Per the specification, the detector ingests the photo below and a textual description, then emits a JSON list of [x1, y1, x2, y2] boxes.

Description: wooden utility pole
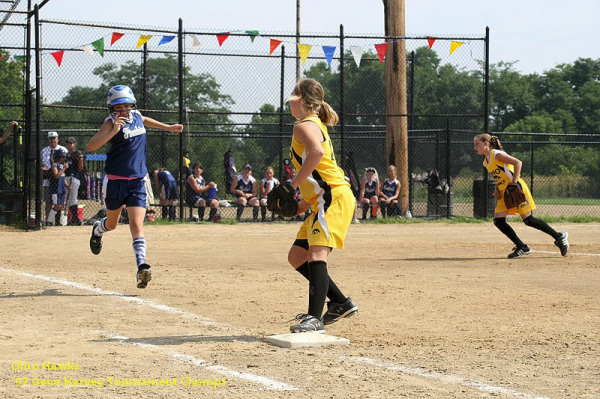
[[383, 0, 408, 216], [296, 0, 301, 81]]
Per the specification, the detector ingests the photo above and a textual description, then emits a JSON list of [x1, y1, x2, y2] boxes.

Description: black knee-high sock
[[362, 204, 369, 220], [161, 206, 168, 219], [252, 206, 259, 221], [198, 206, 206, 221], [380, 202, 387, 218], [308, 261, 329, 319], [295, 262, 346, 304], [494, 217, 525, 247], [523, 215, 560, 239], [260, 205, 267, 220], [236, 204, 244, 220], [209, 207, 217, 221], [393, 203, 402, 217], [168, 205, 176, 220]]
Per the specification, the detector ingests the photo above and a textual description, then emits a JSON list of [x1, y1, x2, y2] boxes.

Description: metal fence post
[[339, 24, 345, 169], [482, 26, 491, 218], [278, 45, 285, 180], [178, 18, 184, 220], [530, 140, 535, 196], [34, 4, 42, 230], [446, 119, 451, 218]]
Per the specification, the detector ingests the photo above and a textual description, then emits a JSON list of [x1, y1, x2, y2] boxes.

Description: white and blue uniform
[[382, 178, 399, 198], [261, 177, 279, 198], [103, 110, 148, 210], [364, 178, 378, 197], [157, 170, 179, 200], [235, 175, 256, 197], [50, 162, 66, 205]]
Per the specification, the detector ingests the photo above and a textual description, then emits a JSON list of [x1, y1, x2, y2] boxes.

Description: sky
[[21, 0, 600, 75]]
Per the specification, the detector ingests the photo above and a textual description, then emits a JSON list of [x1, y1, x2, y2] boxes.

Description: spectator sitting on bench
[[230, 163, 259, 222], [152, 167, 179, 221], [186, 163, 219, 222]]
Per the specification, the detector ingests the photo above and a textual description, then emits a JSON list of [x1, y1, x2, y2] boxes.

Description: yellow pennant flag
[[449, 41, 463, 55], [297, 43, 312, 66], [136, 35, 152, 49]]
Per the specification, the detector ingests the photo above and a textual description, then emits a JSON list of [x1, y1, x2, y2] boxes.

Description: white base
[[265, 332, 350, 348]]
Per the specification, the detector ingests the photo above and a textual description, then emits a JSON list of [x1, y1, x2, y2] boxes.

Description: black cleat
[[507, 245, 531, 259], [322, 297, 359, 326], [289, 314, 325, 333], [136, 264, 152, 289], [89, 221, 103, 255], [554, 232, 569, 256]]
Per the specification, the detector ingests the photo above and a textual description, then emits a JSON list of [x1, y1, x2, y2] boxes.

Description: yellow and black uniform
[[484, 149, 535, 215], [290, 115, 354, 249]]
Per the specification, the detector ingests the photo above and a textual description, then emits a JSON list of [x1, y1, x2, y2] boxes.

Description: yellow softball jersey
[[290, 116, 349, 204], [484, 149, 536, 214]]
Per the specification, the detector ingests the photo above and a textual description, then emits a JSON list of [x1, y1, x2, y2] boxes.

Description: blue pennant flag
[[322, 46, 336, 68], [158, 36, 176, 46]]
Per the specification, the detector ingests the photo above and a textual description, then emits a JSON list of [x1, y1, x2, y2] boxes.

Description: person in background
[[152, 167, 179, 221], [230, 163, 259, 222], [41, 131, 68, 220], [64, 137, 84, 225], [359, 167, 380, 220], [379, 165, 402, 218], [0, 121, 17, 145], [259, 166, 279, 221], [186, 163, 220, 222], [46, 149, 68, 226]]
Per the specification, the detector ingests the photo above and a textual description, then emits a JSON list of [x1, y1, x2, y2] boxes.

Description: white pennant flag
[[79, 44, 96, 57], [350, 46, 363, 67], [191, 34, 201, 51]]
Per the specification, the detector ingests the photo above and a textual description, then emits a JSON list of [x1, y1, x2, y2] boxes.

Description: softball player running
[[474, 134, 569, 258], [87, 85, 183, 288], [285, 78, 358, 333]]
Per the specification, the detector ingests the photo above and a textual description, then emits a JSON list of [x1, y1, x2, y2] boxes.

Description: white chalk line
[[94, 331, 297, 391], [532, 250, 600, 257], [0, 267, 296, 391], [1, 266, 556, 396], [341, 356, 551, 399]]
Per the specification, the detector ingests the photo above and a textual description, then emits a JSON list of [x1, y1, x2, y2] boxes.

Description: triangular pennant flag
[[13, 55, 25, 61], [297, 43, 312, 66], [246, 30, 259, 42], [427, 36, 436, 49], [374, 43, 389, 64], [269, 39, 282, 55], [79, 44, 96, 57], [349, 46, 363, 67], [136, 35, 152, 49], [111, 32, 124, 46], [51, 51, 65, 67], [322, 46, 336, 68], [91, 38, 104, 57], [191, 34, 201, 51], [217, 32, 230, 47], [159, 36, 175, 46], [449, 41, 464, 54]]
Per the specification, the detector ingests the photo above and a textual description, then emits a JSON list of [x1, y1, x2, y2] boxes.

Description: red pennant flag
[[216, 32, 230, 47], [427, 37, 436, 49], [269, 39, 282, 55], [111, 32, 125, 46], [374, 43, 389, 64], [51, 50, 65, 67]]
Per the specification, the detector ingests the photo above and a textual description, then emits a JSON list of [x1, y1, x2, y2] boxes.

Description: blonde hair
[[474, 133, 504, 151], [387, 165, 397, 178], [290, 78, 339, 126]]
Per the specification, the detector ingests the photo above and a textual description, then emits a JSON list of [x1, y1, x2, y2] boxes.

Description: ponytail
[[318, 101, 339, 126], [474, 133, 504, 151]]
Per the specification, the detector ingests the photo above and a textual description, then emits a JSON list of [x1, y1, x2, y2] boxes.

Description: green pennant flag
[[13, 55, 26, 61], [245, 30, 259, 43], [92, 38, 105, 57]]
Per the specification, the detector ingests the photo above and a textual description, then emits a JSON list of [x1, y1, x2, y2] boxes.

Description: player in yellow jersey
[[474, 134, 569, 258], [284, 78, 358, 333]]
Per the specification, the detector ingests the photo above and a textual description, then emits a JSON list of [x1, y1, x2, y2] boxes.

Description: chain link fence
[[1, 10, 598, 229]]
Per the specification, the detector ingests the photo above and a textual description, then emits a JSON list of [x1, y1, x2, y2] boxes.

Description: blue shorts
[[105, 178, 147, 211], [162, 181, 179, 200]]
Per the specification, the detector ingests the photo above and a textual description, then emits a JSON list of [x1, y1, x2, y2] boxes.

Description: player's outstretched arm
[[142, 117, 183, 133]]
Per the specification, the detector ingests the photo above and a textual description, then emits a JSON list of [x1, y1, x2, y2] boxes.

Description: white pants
[[65, 176, 80, 206]]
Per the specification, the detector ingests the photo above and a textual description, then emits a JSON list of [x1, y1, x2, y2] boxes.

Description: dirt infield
[[1, 221, 598, 398]]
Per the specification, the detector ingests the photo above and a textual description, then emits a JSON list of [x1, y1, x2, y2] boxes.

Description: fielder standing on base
[[87, 85, 183, 288], [276, 78, 358, 333]]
